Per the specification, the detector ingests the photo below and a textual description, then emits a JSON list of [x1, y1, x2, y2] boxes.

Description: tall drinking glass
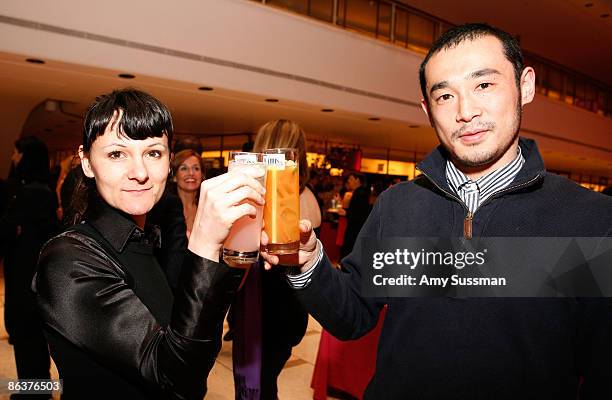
[[263, 148, 300, 255], [222, 152, 267, 267]]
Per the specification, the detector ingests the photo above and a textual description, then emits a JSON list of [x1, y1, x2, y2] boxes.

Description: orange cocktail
[[263, 148, 300, 255]]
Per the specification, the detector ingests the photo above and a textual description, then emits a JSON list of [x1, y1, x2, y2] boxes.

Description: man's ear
[[78, 145, 95, 178], [520, 67, 536, 107], [420, 99, 435, 127]]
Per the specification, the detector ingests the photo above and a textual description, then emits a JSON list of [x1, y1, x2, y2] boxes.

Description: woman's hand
[[187, 168, 265, 262]]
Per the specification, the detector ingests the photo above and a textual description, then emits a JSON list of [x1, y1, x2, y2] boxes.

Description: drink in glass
[[263, 148, 300, 255], [223, 152, 266, 267]]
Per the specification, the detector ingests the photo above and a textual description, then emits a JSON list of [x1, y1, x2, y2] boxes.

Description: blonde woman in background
[[231, 119, 321, 399], [255, 120, 321, 398], [170, 149, 204, 238], [254, 120, 321, 231]]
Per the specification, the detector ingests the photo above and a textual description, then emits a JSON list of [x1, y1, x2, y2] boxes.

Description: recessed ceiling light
[[601, 13, 610, 18], [321, 108, 334, 112], [118, 73, 135, 79], [265, 98, 279, 102], [368, 117, 380, 121], [584, 2, 594, 7], [198, 86, 213, 91], [26, 58, 45, 64]]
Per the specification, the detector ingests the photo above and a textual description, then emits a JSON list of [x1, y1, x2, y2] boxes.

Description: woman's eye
[[108, 151, 123, 159], [147, 150, 162, 158]]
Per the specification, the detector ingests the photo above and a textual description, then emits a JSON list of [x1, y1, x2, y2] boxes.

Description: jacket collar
[[86, 199, 141, 253], [416, 137, 546, 193]]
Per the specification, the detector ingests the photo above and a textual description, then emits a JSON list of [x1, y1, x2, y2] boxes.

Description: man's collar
[[86, 200, 140, 253], [446, 145, 523, 187], [417, 137, 545, 189]]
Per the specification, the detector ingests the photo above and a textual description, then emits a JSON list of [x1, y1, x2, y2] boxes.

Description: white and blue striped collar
[[446, 146, 525, 213]]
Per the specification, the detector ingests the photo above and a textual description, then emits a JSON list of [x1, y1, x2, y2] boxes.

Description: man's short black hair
[[419, 23, 524, 102], [82, 88, 173, 152], [347, 171, 366, 184]]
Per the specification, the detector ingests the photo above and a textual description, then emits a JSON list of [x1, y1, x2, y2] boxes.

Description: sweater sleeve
[[33, 234, 243, 399], [293, 197, 385, 340]]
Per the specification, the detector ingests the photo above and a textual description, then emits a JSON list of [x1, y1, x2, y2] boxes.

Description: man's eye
[[437, 94, 452, 102], [108, 151, 123, 159], [477, 82, 492, 90]]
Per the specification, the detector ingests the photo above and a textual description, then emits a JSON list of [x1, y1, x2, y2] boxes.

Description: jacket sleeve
[[33, 233, 244, 400], [293, 196, 386, 340]]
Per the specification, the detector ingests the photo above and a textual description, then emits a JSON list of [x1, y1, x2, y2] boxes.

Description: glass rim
[[228, 151, 265, 157], [263, 147, 298, 153]]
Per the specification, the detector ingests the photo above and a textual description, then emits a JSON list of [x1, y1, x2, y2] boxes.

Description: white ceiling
[[1, 0, 611, 179], [0, 51, 438, 158]]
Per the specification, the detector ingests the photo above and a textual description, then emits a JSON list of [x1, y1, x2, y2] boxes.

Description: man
[[261, 23, 612, 398], [340, 172, 371, 258]]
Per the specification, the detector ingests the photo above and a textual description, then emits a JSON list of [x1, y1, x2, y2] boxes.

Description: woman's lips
[[124, 187, 152, 194]]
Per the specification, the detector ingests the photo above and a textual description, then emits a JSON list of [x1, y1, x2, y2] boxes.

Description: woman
[[254, 120, 321, 232], [33, 88, 265, 399], [1, 136, 57, 396], [170, 149, 204, 238], [232, 119, 321, 399]]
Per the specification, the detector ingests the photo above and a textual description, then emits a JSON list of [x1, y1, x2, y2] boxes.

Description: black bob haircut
[[82, 88, 173, 152], [419, 23, 524, 103]]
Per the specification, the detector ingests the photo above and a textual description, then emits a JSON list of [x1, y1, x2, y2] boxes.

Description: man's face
[[347, 175, 360, 191], [422, 35, 534, 171]]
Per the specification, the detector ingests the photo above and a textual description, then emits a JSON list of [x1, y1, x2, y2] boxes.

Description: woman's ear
[[78, 145, 95, 178]]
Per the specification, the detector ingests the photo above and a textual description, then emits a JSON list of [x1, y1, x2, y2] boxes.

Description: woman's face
[[175, 155, 203, 193], [79, 111, 170, 219]]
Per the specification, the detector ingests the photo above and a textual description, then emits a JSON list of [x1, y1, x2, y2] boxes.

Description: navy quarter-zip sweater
[[295, 138, 612, 399]]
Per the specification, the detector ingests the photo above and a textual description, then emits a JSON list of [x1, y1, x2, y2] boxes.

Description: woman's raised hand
[[187, 168, 265, 261]]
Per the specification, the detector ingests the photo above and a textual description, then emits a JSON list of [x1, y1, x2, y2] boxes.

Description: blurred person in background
[[169, 149, 204, 239], [1, 136, 57, 399], [231, 119, 321, 399], [255, 119, 321, 398], [340, 171, 371, 259], [55, 154, 81, 225]]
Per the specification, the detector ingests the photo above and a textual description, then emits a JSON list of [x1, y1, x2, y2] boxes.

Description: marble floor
[[0, 263, 334, 400]]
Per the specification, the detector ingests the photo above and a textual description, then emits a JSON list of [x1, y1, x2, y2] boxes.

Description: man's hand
[[260, 219, 319, 272]]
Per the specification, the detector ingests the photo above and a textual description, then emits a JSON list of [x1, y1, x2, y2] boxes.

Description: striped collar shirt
[[446, 146, 525, 214]]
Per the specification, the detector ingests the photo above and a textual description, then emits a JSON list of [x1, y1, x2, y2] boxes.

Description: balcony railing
[[252, 0, 611, 117]]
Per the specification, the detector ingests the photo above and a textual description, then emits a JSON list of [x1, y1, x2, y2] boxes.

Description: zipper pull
[[464, 211, 473, 240]]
